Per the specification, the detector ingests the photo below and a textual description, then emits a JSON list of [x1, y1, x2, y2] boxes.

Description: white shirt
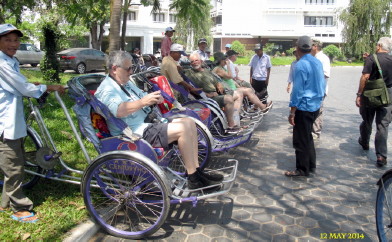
[[228, 59, 237, 79], [0, 51, 46, 139], [248, 54, 272, 81], [315, 51, 331, 95], [193, 49, 208, 61]]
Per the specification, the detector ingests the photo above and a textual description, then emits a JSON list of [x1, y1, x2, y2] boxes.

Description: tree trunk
[[90, 23, 99, 49], [121, 0, 131, 51], [108, 0, 122, 52]]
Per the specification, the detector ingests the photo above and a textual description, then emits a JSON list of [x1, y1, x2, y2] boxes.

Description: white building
[[210, 0, 350, 52], [113, 0, 351, 54], [103, 0, 177, 54]]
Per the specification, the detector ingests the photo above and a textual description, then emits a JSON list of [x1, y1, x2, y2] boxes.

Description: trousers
[[0, 135, 33, 212], [251, 79, 268, 104], [359, 88, 392, 159], [293, 109, 319, 175]]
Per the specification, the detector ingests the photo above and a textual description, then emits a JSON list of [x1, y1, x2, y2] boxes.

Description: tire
[[76, 63, 86, 74], [168, 123, 212, 175], [209, 111, 225, 136], [376, 175, 392, 241], [0, 127, 42, 189], [82, 153, 170, 239]]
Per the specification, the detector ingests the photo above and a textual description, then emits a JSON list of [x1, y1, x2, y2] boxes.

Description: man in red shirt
[[161, 27, 175, 57]]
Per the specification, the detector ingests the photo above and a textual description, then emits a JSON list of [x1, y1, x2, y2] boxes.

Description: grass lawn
[[235, 55, 364, 66], [0, 69, 98, 241]]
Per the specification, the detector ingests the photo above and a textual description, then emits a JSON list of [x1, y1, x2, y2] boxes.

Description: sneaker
[[358, 137, 369, 150], [376, 157, 387, 167], [187, 171, 220, 191], [197, 168, 224, 182]]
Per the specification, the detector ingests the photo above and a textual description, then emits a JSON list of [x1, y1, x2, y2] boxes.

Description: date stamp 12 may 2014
[[320, 233, 365, 240]]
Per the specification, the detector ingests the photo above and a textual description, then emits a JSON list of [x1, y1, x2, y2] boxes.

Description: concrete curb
[[63, 219, 99, 242]]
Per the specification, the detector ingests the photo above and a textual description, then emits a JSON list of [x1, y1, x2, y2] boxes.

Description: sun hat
[[0, 24, 23, 37], [226, 50, 239, 57], [213, 51, 227, 65]]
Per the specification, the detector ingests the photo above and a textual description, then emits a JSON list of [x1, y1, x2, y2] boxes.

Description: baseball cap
[[297, 36, 312, 50], [254, 43, 263, 50], [198, 38, 207, 44], [170, 43, 184, 52], [0, 24, 23, 37], [165, 27, 175, 32], [226, 50, 239, 57], [225, 44, 232, 48]]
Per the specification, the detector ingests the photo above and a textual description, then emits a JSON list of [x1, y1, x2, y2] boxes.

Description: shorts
[[211, 91, 233, 108], [142, 123, 169, 149]]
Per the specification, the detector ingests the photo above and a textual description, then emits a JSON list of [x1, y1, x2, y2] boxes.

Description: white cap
[[170, 43, 184, 52], [165, 27, 175, 32]]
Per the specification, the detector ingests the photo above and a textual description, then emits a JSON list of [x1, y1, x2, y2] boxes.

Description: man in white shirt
[[311, 39, 331, 139], [193, 38, 209, 61], [249, 44, 272, 104]]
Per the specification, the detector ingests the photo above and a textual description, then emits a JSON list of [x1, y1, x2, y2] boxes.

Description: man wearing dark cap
[[285, 36, 325, 177], [193, 38, 209, 61], [249, 43, 272, 104], [161, 27, 175, 57], [0, 24, 65, 222]]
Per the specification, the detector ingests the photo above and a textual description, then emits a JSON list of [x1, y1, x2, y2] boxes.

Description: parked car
[[57, 48, 106, 74], [15, 43, 45, 67]]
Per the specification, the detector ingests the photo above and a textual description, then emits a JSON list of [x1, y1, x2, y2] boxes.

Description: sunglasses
[[119, 65, 134, 72]]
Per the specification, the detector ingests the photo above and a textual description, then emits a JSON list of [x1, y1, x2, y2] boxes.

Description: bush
[[323, 44, 341, 62], [286, 47, 296, 56], [231, 40, 246, 56], [263, 43, 275, 55], [40, 22, 61, 83]]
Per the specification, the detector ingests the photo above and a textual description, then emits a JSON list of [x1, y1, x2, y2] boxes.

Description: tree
[[171, 0, 211, 50], [57, 0, 110, 50], [231, 40, 245, 56], [0, 0, 36, 24], [108, 0, 122, 52], [339, 0, 391, 59], [40, 21, 61, 82], [323, 44, 341, 62]]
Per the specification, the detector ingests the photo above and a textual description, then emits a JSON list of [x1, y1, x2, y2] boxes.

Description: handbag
[[363, 54, 391, 108]]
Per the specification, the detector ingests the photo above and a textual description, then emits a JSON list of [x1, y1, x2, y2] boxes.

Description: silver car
[[57, 48, 106, 74], [15, 43, 45, 67]]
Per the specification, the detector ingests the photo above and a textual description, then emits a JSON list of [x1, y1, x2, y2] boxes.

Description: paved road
[[92, 65, 388, 241]]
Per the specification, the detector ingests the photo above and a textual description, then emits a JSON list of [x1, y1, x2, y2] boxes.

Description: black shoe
[[188, 171, 220, 191], [197, 167, 224, 182], [358, 137, 369, 150], [376, 157, 387, 167]]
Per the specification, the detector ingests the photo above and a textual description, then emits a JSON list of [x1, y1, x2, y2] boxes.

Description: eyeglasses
[[119, 65, 134, 72], [190, 59, 200, 63]]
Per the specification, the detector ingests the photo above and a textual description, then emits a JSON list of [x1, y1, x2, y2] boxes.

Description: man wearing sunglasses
[[95, 51, 223, 190]]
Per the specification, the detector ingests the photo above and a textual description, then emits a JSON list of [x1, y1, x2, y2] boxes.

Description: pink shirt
[[161, 35, 172, 57]]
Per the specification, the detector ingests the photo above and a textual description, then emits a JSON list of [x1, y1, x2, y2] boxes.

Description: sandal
[[261, 101, 273, 114], [284, 169, 308, 177], [11, 211, 39, 223]]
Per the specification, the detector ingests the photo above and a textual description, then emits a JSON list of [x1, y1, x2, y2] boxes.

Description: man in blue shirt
[[249, 43, 272, 104], [0, 24, 65, 222], [285, 36, 325, 177]]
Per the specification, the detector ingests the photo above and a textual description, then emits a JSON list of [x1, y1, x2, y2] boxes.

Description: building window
[[153, 13, 165, 22], [128, 11, 136, 21], [304, 16, 334, 26], [212, 14, 222, 25], [169, 14, 177, 23], [305, 0, 335, 4]]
